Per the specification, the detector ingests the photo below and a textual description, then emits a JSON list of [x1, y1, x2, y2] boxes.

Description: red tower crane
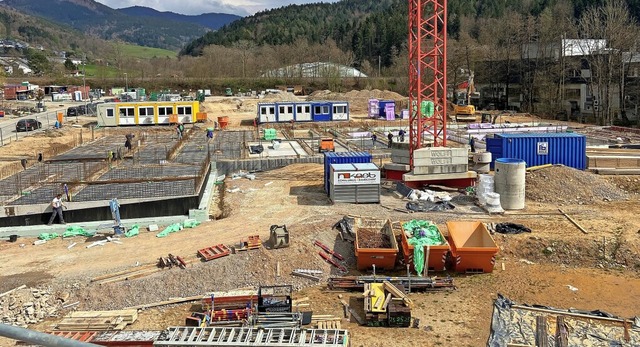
[[408, 0, 447, 169]]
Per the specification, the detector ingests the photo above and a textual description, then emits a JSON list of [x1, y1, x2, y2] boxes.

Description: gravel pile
[[526, 165, 629, 204], [72, 221, 355, 312]]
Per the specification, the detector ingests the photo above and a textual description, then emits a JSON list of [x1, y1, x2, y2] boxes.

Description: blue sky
[[95, 0, 341, 16]]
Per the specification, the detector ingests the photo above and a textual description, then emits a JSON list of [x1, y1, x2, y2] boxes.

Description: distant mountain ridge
[[117, 6, 241, 31], [0, 0, 239, 50]]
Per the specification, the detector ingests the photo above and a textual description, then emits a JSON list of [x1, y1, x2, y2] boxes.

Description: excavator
[[453, 71, 479, 122]]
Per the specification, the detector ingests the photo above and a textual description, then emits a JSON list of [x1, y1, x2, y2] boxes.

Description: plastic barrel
[[494, 158, 526, 210], [217, 116, 230, 129]]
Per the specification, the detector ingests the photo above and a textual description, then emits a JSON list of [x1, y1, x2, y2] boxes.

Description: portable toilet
[[276, 102, 295, 122], [378, 100, 395, 119], [312, 102, 332, 122], [258, 103, 277, 123], [384, 102, 395, 120], [331, 102, 349, 121], [294, 102, 312, 122]]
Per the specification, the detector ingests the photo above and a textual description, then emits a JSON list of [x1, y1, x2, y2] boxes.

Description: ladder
[[153, 327, 350, 347]]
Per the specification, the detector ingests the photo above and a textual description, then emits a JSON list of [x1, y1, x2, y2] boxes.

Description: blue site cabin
[[312, 102, 332, 121]]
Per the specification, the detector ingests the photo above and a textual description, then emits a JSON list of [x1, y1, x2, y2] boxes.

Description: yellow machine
[[454, 71, 478, 122]]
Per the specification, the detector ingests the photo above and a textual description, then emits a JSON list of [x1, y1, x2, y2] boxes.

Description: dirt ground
[[0, 95, 639, 346]]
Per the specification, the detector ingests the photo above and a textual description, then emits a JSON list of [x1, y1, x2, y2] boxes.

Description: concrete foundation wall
[[0, 195, 200, 227], [216, 157, 324, 174]]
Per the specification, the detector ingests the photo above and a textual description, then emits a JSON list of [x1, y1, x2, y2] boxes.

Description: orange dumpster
[[446, 221, 498, 273], [354, 218, 398, 271], [196, 112, 208, 122], [217, 116, 229, 129], [400, 222, 450, 272]]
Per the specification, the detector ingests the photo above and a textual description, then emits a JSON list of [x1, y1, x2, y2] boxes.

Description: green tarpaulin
[[403, 220, 445, 276]]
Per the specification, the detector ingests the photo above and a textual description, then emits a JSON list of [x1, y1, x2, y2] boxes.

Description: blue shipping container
[[486, 133, 587, 170], [324, 152, 372, 194]]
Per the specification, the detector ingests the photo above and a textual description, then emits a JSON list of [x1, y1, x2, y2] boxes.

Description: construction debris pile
[[526, 165, 629, 203], [0, 286, 63, 328]]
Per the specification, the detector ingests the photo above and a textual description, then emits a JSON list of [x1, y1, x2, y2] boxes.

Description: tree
[[64, 58, 76, 71], [25, 49, 51, 75], [578, 0, 639, 125]]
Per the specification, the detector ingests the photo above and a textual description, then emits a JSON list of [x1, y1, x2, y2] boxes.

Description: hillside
[[0, 4, 102, 52], [2, 0, 211, 51], [180, 0, 640, 67], [117, 6, 241, 31]]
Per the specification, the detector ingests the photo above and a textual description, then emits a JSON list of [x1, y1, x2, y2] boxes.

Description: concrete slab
[[247, 141, 308, 158]]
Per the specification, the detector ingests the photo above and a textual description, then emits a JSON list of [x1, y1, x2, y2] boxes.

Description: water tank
[[494, 158, 526, 210]]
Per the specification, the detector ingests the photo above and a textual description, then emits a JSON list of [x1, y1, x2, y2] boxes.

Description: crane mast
[[408, 0, 447, 169]]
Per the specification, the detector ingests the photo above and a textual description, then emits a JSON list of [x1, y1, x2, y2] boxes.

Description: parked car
[[16, 119, 42, 132], [66, 106, 78, 117]]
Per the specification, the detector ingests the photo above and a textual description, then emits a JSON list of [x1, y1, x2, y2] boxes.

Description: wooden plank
[[511, 305, 634, 323], [0, 285, 26, 298], [555, 316, 568, 347], [125, 295, 203, 310], [382, 293, 393, 310], [383, 281, 413, 307], [535, 316, 549, 347], [558, 209, 588, 234]]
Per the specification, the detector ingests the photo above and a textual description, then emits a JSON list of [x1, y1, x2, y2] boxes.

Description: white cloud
[[95, 0, 340, 16]]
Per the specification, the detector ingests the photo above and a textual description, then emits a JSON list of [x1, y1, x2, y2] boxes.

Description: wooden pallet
[[232, 235, 262, 252], [247, 235, 262, 249], [55, 310, 138, 331], [198, 244, 231, 261]]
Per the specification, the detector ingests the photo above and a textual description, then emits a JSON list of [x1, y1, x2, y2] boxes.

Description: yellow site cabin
[[96, 100, 200, 127]]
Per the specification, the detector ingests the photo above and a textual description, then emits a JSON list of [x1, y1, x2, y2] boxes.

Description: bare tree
[[578, 0, 639, 125]]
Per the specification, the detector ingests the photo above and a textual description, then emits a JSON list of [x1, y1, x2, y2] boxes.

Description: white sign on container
[[333, 170, 380, 185]]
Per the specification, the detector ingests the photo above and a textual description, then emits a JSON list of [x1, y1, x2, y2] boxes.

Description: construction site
[[1, 2, 640, 346], [0, 85, 637, 346]]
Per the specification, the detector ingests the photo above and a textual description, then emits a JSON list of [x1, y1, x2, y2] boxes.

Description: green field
[[118, 43, 178, 59]]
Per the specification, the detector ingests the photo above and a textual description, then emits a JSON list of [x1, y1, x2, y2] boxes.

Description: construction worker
[[47, 193, 67, 225], [124, 134, 134, 151], [387, 132, 393, 148], [176, 123, 185, 140], [469, 137, 476, 153], [371, 133, 377, 146], [398, 129, 406, 143], [206, 128, 214, 141]]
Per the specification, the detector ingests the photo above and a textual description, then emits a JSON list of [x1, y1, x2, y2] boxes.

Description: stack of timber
[[54, 310, 138, 331]]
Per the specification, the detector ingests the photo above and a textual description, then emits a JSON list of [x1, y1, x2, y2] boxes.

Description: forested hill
[[180, 0, 640, 66]]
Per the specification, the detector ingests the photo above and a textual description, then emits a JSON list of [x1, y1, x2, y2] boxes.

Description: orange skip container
[[400, 222, 450, 272], [446, 221, 498, 273], [354, 218, 398, 271]]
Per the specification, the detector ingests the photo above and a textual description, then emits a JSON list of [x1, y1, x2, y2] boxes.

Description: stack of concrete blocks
[[391, 147, 469, 175]]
